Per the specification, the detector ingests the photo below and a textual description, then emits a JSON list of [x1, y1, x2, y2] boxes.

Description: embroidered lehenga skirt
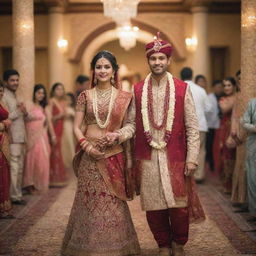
[[61, 153, 140, 256]]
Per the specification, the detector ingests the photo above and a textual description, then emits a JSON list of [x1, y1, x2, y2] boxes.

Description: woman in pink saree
[[0, 81, 13, 219], [23, 84, 50, 193], [61, 51, 140, 256], [46, 83, 67, 187]]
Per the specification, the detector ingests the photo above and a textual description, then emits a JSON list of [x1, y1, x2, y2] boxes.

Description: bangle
[[79, 137, 86, 145], [85, 144, 93, 155], [80, 141, 89, 148]]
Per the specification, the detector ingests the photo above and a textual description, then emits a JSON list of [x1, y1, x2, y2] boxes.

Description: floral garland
[[141, 72, 176, 149], [148, 78, 170, 130]]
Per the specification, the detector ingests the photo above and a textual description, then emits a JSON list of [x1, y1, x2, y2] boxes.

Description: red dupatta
[[73, 90, 134, 201]]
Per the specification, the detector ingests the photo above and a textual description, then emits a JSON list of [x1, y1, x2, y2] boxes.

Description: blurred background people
[[2, 70, 27, 205], [205, 80, 223, 172], [216, 77, 237, 193], [75, 75, 90, 98], [230, 70, 247, 209], [242, 98, 256, 221], [61, 92, 76, 171], [181, 67, 212, 182], [46, 83, 67, 187], [195, 74, 207, 90], [0, 81, 13, 219], [23, 84, 50, 194]]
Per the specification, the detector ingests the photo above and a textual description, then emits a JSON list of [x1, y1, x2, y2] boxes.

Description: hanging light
[[185, 37, 197, 51], [117, 25, 139, 51], [101, 0, 140, 25]]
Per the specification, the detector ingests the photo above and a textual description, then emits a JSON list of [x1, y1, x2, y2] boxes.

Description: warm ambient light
[[117, 25, 139, 51], [185, 37, 197, 51], [57, 38, 68, 50]]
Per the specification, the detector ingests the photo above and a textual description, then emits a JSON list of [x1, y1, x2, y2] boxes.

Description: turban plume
[[145, 32, 173, 58]]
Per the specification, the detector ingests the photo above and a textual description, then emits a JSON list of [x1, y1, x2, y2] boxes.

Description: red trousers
[[146, 207, 189, 248]]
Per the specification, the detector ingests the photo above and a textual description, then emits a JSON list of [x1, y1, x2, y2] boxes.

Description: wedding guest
[[195, 74, 207, 90], [217, 77, 237, 193], [23, 84, 50, 194], [2, 70, 27, 205], [205, 80, 223, 171], [242, 98, 256, 221], [75, 75, 90, 98], [0, 81, 14, 219], [181, 67, 212, 182], [46, 83, 67, 187]]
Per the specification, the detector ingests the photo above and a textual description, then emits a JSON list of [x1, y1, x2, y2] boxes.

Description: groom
[[132, 34, 205, 256]]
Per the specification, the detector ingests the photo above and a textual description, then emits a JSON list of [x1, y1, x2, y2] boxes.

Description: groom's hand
[[105, 132, 119, 146], [185, 162, 197, 177]]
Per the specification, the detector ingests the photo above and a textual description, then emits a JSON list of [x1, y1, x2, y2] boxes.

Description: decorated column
[[12, 0, 35, 101], [191, 5, 209, 81], [48, 6, 66, 87], [237, 0, 256, 114]]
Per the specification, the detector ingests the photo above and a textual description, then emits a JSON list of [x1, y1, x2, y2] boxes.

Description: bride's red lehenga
[[0, 103, 12, 217], [61, 87, 140, 256]]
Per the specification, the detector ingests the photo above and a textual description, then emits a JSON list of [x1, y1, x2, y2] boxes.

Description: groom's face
[[148, 52, 170, 76]]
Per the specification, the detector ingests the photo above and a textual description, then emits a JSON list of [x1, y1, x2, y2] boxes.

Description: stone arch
[[69, 19, 185, 64]]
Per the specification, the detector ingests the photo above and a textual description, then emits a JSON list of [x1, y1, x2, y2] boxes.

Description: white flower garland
[[141, 72, 176, 149], [92, 87, 115, 129]]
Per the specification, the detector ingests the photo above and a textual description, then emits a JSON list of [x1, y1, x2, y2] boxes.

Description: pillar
[[237, 0, 256, 115], [12, 0, 35, 101], [48, 6, 65, 87], [191, 5, 210, 82]]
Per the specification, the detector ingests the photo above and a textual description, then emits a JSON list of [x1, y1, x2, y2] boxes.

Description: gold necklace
[[92, 87, 115, 129]]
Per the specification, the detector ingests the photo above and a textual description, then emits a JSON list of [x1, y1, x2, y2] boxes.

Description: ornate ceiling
[[0, 0, 241, 14]]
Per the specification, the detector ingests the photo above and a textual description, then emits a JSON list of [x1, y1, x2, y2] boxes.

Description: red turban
[[145, 32, 173, 58]]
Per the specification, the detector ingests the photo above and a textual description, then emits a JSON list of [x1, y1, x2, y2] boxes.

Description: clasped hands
[[81, 132, 119, 160]]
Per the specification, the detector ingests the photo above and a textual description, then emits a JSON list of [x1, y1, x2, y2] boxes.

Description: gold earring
[[110, 74, 115, 85], [94, 76, 98, 85]]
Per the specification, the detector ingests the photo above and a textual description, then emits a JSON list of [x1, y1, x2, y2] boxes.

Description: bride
[[61, 50, 140, 256]]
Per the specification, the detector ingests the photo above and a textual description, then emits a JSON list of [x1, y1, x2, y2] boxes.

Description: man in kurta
[[2, 69, 27, 205], [130, 35, 205, 256]]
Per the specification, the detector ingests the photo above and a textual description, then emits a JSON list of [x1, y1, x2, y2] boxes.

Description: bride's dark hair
[[90, 50, 120, 88]]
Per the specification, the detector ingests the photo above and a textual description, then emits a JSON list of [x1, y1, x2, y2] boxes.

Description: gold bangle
[[80, 141, 89, 148], [86, 145, 93, 155]]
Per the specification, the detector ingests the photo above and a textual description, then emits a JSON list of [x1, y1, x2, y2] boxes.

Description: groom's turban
[[145, 32, 173, 58]]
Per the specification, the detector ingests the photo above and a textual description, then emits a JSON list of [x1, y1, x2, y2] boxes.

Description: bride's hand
[[95, 137, 108, 151], [82, 142, 105, 160], [89, 147, 105, 160]]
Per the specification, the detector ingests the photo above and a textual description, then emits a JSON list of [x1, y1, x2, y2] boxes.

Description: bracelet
[[80, 141, 89, 148], [86, 144, 93, 155], [79, 137, 86, 145]]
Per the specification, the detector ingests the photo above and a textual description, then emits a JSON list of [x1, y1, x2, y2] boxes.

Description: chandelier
[[117, 25, 139, 51], [101, 0, 140, 25]]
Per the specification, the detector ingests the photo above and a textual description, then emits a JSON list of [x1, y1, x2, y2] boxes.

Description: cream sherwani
[[2, 88, 26, 201], [119, 75, 200, 211]]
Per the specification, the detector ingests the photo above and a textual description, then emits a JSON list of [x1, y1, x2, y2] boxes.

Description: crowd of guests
[[180, 67, 255, 222], [0, 69, 90, 219]]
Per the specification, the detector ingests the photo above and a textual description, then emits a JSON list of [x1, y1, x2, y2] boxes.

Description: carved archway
[[69, 19, 185, 64]]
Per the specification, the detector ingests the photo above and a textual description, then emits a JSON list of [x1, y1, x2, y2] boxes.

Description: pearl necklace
[[92, 86, 115, 129], [141, 72, 176, 149]]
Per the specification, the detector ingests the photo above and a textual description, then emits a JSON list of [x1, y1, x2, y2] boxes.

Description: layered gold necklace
[[92, 86, 115, 129]]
